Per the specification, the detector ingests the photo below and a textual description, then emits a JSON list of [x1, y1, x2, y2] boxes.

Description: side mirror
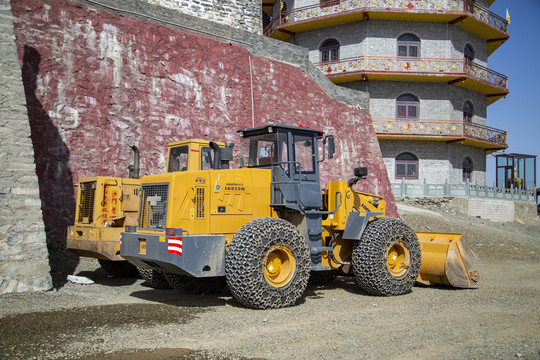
[[327, 136, 335, 159]]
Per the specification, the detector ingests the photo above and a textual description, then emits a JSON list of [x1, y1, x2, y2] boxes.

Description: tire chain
[[98, 259, 139, 278], [352, 217, 421, 296], [225, 217, 311, 309], [163, 272, 225, 295], [137, 267, 171, 289]]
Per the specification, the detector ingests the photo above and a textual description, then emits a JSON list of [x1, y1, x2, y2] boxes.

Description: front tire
[[225, 217, 310, 309], [352, 217, 421, 296]]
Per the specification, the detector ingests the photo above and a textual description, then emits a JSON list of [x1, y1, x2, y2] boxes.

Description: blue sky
[[485, 0, 539, 190]]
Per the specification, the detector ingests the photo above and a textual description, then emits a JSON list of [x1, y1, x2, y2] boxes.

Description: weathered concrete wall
[[0, 0, 52, 293], [6, 0, 395, 291]]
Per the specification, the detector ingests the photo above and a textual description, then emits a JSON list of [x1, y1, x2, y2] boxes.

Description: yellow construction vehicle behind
[[67, 139, 231, 280]]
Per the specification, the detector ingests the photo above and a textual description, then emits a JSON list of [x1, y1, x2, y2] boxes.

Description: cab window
[[201, 147, 213, 170], [293, 134, 314, 173], [168, 145, 189, 172]]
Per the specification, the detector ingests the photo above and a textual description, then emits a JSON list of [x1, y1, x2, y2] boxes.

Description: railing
[[464, 60, 508, 89], [314, 56, 508, 91], [392, 179, 536, 202], [263, 0, 508, 36], [372, 118, 507, 146]]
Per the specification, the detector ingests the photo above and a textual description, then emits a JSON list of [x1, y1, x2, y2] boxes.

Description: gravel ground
[[1, 204, 539, 360]]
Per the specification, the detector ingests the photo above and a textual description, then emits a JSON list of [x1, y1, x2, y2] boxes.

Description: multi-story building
[[263, 0, 509, 187]]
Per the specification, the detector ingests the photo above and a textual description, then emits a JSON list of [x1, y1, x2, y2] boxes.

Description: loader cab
[[166, 140, 226, 173], [238, 124, 333, 213]]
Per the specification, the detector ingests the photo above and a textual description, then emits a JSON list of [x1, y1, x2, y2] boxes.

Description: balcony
[[314, 56, 508, 104], [372, 118, 507, 152], [264, 0, 508, 55]]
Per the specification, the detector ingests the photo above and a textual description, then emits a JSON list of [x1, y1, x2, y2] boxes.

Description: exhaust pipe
[[128, 145, 140, 179], [209, 142, 234, 170], [209, 141, 221, 170]]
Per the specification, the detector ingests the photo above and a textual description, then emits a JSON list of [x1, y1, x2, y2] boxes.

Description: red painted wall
[[12, 0, 397, 245]]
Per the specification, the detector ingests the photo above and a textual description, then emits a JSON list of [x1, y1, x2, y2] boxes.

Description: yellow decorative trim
[[311, 11, 315, 15], [353, 63, 358, 67], [297, 12, 302, 17], [451, 126, 456, 131], [451, 64, 456, 69], [419, 125, 424, 130], [436, 126, 441, 131], [285, 16, 289, 20], [420, 64, 424, 68], [403, 125, 408, 130], [436, 64, 440, 69], [387, 62, 392, 67], [387, 124, 392, 129], [339, 65, 343, 70], [339, 4, 343, 9], [420, 1, 425, 5], [452, 2, 457, 7], [354, 0, 359, 5], [371, 62, 376, 67], [373, 124, 377, 129]]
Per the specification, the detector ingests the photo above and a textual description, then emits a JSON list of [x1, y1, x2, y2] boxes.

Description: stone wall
[[397, 196, 537, 223], [142, 0, 262, 34], [5, 0, 395, 292], [0, 0, 52, 293]]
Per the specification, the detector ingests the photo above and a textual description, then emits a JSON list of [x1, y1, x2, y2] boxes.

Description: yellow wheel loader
[[121, 124, 477, 309], [67, 139, 232, 286]]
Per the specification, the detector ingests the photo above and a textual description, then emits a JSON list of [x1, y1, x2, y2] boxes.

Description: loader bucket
[[416, 232, 479, 288]]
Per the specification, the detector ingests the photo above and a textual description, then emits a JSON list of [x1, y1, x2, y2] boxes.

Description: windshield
[[167, 145, 189, 172]]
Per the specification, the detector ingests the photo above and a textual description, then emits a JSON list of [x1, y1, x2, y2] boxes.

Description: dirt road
[[1, 209, 539, 359]]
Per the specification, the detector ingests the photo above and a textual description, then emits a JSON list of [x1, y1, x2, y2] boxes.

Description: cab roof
[[237, 124, 323, 138]]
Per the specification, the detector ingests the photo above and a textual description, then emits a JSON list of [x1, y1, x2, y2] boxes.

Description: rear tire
[[137, 267, 171, 289], [352, 217, 421, 296], [163, 272, 225, 294], [225, 217, 310, 309], [98, 259, 139, 278]]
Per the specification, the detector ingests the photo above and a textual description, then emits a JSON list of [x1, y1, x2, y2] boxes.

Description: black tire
[[163, 272, 225, 295], [308, 270, 338, 286], [352, 217, 421, 296], [225, 217, 310, 309], [137, 267, 171, 289], [98, 259, 139, 278]]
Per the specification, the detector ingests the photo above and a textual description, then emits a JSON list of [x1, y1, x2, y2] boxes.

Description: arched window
[[396, 94, 419, 119], [396, 152, 418, 180], [320, 39, 340, 62], [463, 100, 474, 123], [463, 157, 473, 182], [397, 34, 420, 57], [464, 44, 475, 62]]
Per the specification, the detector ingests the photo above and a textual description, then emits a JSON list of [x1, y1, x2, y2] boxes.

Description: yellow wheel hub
[[385, 241, 410, 277], [264, 245, 295, 287]]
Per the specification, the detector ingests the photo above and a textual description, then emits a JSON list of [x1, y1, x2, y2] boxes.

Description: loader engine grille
[[139, 183, 169, 230], [78, 181, 96, 224]]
